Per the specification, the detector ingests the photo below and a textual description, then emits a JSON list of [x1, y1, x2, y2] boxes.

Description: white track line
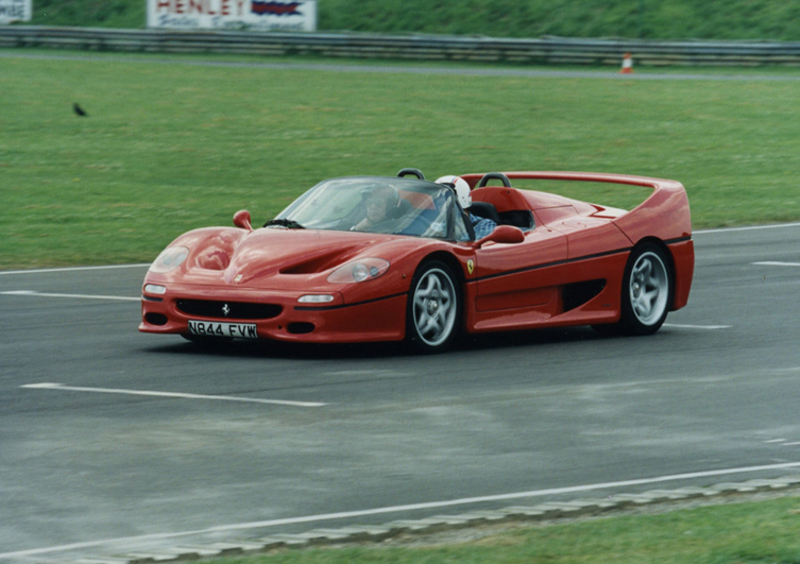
[[3, 460, 800, 560], [4, 292, 731, 329], [753, 261, 800, 267], [663, 323, 731, 330], [1, 290, 140, 302], [695, 222, 800, 235], [0, 264, 150, 275], [22, 383, 326, 408], [0, 220, 797, 277]]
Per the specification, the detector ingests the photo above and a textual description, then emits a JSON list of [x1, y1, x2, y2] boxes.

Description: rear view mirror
[[477, 224, 525, 246], [233, 210, 253, 231]]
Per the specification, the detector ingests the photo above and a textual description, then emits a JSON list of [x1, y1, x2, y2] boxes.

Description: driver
[[436, 175, 497, 239], [352, 185, 400, 231]]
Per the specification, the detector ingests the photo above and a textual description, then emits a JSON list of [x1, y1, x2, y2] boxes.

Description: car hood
[[174, 227, 421, 289], [227, 229, 377, 282]]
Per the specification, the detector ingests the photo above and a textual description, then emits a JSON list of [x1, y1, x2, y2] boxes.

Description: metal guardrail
[[3, 26, 800, 66]]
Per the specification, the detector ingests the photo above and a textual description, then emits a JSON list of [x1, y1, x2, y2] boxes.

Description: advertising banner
[[147, 0, 317, 32], [0, 0, 31, 24]]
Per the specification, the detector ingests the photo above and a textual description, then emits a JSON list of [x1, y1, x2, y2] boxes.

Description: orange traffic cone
[[620, 53, 634, 74]]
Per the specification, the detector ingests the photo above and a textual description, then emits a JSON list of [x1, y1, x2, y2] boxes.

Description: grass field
[[3, 50, 800, 563], [3, 51, 800, 269], [211, 494, 800, 564]]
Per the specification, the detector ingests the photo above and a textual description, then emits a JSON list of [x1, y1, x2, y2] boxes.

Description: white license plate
[[187, 320, 258, 339]]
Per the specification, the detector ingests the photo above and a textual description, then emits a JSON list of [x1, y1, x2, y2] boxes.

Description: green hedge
[[24, 0, 800, 41]]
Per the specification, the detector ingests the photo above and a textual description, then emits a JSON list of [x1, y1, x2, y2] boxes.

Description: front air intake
[[145, 313, 169, 326], [176, 300, 282, 320], [287, 322, 315, 334]]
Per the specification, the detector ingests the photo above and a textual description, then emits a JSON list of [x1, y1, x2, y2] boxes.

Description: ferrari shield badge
[[467, 259, 475, 275]]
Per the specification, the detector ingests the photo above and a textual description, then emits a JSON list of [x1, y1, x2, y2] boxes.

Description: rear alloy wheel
[[619, 243, 672, 335], [406, 260, 462, 353]]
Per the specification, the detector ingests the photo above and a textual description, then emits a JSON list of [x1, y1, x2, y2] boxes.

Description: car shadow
[[140, 325, 618, 360], [141, 337, 407, 360], [462, 325, 605, 351]]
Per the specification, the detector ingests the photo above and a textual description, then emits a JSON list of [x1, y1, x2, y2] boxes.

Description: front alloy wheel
[[406, 260, 461, 353]]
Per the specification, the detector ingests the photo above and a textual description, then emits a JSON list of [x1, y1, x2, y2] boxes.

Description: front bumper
[[139, 284, 407, 344]]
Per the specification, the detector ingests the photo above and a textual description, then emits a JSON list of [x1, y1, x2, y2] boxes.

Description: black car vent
[[176, 299, 282, 320], [562, 279, 607, 312]]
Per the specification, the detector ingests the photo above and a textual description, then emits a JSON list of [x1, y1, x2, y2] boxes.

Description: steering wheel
[[477, 172, 512, 188], [397, 168, 425, 180]]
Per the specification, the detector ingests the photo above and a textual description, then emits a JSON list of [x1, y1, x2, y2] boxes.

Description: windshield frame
[[272, 176, 471, 241]]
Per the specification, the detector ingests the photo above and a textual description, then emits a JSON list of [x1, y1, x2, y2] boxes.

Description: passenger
[[436, 175, 497, 239]]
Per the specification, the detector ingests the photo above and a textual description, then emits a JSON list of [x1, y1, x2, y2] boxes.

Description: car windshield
[[273, 177, 471, 240]]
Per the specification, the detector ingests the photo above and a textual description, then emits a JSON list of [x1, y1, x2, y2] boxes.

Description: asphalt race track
[[2, 224, 800, 562]]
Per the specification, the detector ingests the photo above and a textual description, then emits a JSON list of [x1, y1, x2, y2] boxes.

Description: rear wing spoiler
[[460, 171, 692, 241]]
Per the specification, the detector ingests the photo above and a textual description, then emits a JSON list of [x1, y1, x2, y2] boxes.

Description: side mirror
[[476, 224, 525, 247], [233, 209, 253, 231]]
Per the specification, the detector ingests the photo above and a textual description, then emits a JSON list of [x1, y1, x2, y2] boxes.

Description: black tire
[[406, 260, 462, 353], [618, 242, 673, 335]]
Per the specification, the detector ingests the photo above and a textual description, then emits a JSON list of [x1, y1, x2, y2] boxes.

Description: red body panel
[[463, 171, 694, 317], [140, 229, 465, 343], [140, 171, 694, 345]]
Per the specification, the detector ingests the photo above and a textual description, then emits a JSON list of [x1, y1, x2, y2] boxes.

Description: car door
[[469, 225, 568, 331]]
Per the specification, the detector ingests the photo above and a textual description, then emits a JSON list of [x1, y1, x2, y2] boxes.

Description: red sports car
[[139, 169, 694, 353]]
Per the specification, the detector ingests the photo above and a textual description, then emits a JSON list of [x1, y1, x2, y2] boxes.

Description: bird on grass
[[73, 103, 88, 117]]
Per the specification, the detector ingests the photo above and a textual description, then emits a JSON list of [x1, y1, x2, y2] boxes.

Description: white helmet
[[435, 175, 471, 209]]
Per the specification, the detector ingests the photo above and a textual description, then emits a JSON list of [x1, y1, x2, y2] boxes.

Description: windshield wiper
[[263, 218, 305, 229]]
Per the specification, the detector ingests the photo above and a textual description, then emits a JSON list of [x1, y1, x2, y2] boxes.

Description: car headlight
[[144, 284, 167, 295], [327, 258, 390, 284], [149, 246, 189, 273], [298, 294, 335, 304]]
